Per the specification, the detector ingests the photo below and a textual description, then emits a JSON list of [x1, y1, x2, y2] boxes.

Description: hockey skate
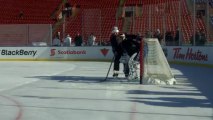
[[112, 71, 119, 78]]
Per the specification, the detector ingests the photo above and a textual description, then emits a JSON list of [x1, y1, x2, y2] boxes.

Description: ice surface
[[0, 61, 212, 120]]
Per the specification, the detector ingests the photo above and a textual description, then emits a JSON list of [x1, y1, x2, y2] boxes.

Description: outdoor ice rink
[[0, 61, 212, 120]]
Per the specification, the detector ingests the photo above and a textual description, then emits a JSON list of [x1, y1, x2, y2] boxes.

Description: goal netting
[[129, 38, 176, 85]]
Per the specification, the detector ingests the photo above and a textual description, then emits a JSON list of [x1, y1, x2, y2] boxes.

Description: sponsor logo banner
[[173, 47, 208, 61], [0, 49, 37, 57], [50, 49, 86, 57], [100, 48, 109, 57]]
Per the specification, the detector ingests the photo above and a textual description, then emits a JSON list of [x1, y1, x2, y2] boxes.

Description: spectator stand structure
[[0, 0, 213, 46]]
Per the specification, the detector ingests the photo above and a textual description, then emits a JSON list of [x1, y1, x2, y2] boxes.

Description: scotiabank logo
[[100, 48, 109, 56], [50, 49, 86, 56], [50, 49, 56, 56]]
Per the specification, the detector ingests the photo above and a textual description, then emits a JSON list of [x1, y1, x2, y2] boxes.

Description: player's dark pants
[[114, 51, 130, 77], [113, 52, 122, 71], [123, 62, 129, 76]]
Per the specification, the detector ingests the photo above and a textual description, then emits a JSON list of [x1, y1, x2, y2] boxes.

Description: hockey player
[[122, 33, 144, 80], [119, 33, 130, 78], [124, 33, 141, 56], [110, 26, 123, 78]]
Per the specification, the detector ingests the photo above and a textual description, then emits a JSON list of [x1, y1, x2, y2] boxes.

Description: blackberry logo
[[0, 49, 37, 57]]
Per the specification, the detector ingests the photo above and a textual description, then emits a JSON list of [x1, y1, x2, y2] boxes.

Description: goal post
[[139, 38, 144, 84], [139, 38, 176, 85]]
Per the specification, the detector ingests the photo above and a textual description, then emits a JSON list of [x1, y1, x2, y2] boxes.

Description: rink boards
[[0, 46, 213, 67]]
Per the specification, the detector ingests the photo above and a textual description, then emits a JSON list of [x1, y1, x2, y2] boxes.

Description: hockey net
[[137, 38, 176, 85]]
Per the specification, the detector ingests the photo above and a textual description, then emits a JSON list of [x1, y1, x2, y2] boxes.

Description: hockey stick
[[103, 56, 114, 81]]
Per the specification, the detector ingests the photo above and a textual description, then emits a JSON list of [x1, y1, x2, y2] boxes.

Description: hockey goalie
[[122, 34, 176, 85]]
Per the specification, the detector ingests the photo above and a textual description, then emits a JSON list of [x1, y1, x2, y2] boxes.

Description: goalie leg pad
[[128, 53, 140, 80]]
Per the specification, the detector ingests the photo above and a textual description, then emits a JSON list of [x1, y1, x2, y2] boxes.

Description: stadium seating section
[[0, 0, 210, 45]]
